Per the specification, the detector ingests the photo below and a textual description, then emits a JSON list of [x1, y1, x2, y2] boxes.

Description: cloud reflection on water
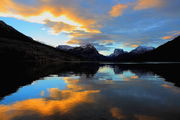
[[0, 65, 180, 120]]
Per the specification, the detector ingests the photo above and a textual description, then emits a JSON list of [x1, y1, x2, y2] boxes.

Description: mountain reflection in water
[[0, 63, 180, 120]]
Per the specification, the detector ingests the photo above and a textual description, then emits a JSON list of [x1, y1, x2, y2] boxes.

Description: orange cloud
[[66, 39, 81, 44], [161, 36, 173, 40], [0, 75, 101, 120], [161, 84, 172, 88], [0, 0, 101, 34], [110, 107, 126, 119], [109, 4, 128, 17], [134, 0, 164, 10], [131, 44, 139, 48], [121, 42, 140, 48], [0, 88, 100, 120], [131, 75, 139, 79], [63, 77, 80, 84], [161, 31, 180, 40], [47, 21, 77, 34], [63, 77, 85, 91]]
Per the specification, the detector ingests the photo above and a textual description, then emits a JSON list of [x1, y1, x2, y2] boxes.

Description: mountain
[[0, 20, 82, 66], [110, 46, 155, 61], [110, 49, 128, 57], [56, 45, 74, 51], [130, 46, 155, 55], [57, 44, 107, 60], [1, 20, 179, 63], [135, 36, 180, 61]]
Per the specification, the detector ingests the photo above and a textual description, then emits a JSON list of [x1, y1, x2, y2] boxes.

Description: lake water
[[0, 63, 180, 120]]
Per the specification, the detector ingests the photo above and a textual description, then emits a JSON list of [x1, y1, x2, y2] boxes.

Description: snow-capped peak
[[130, 46, 155, 54], [57, 45, 74, 51], [81, 43, 96, 49]]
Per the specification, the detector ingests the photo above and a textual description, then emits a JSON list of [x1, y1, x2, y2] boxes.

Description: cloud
[[46, 21, 78, 34], [1, 0, 180, 54], [161, 84, 172, 88], [109, 4, 128, 17], [161, 36, 173, 40], [66, 39, 81, 44], [121, 42, 140, 49], [161, 31, 180, 40], [110, 107, 126, 119], [131, 44, 139, 48], [131, 75, 139, 79], [0, 87, 100, 120], [100, 40, 114, 45], [134, 0, 164, 10], [0, 0, 101, 34], [66, 33, 113, 45]]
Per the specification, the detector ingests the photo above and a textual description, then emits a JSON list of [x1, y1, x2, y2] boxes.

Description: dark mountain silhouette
[[0, 20, 179, 63], [110, 46, 155, 61], [133, 36, 180, 61], [57, 44, 107, 61], [0, 20, 82, 65], [111, 36, 180, 62]]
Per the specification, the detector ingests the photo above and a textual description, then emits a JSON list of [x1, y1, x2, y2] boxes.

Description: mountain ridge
[[0, 20, 179, 63], [57, 43, 107, 61], [0, 20, 83, 65]]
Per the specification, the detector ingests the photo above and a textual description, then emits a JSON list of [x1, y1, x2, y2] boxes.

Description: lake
[[0, 63, 180, 120]]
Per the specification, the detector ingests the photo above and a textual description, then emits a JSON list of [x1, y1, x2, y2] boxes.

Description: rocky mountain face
[[0, 20, 82, 66], [110, 49, 128, 57], [57, 44, 107, 61], [130, 46, 155, 55], [109, 46, 155, 61]]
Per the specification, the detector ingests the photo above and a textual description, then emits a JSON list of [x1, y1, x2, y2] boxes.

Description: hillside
[[135, 36, 180, 62], [0, 21, 82, 65]]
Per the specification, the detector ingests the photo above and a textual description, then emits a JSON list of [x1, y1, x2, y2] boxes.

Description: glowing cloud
[[131, 44, 139, 48], [0, 0, 101, 34], [110, 107, 126, 119], [109, 4, 128, 17], [161, 84, 172, 88], [161, 36, 173, 40], [66, 39, 81, 44], [0, 88, 100, 120], [131, 75, 139, 79], [161, 31, 180, 40], [134, 0, 164, 10]]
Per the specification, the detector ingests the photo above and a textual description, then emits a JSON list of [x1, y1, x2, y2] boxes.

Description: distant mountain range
[[109, 46, 155, 60], [57, 44, 156, 61], [0, 20, 180, 63]]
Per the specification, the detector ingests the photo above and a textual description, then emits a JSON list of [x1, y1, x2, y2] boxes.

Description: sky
[[0, 0, 180, 55]]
